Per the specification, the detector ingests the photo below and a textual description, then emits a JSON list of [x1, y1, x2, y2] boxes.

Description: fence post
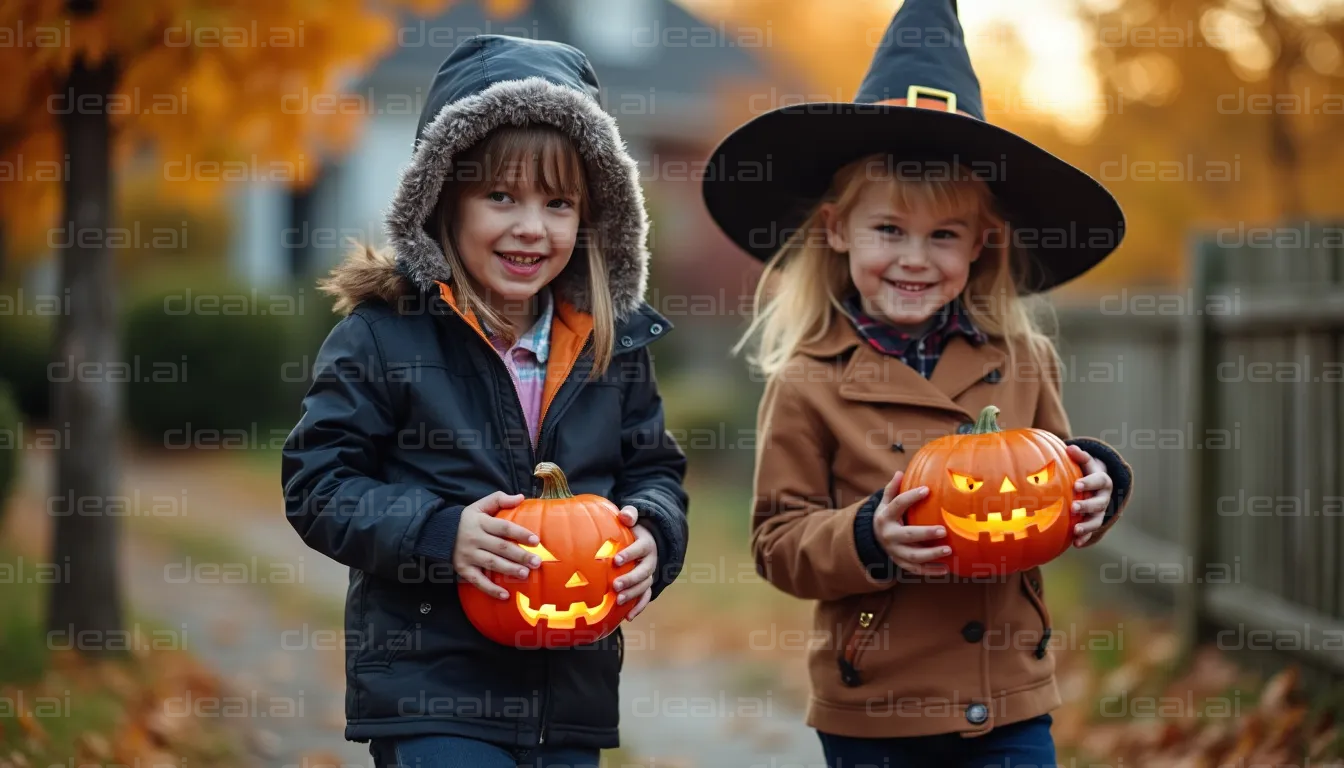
[[1176, 236, 1218, 668]]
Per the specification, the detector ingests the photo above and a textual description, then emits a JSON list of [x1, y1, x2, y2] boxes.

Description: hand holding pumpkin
[[452, 491, 542, 600], [872, 470, 952, 577], [1065, 444, 1113, 547], [614, 506, 658, 620], [897, 405, 1088, 576], [458, 464, 639, 647]]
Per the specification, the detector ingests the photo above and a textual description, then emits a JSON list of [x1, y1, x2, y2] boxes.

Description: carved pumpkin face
[[459, 463, 635, 648], [902, 406, 1083, 576]]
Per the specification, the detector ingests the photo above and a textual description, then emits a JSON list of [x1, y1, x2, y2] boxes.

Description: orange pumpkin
[[901, 405, 1082, 576], [459, 462, 636, 648]]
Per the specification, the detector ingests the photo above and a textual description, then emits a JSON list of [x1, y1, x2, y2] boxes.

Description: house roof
[[364, 0, 789, 142]]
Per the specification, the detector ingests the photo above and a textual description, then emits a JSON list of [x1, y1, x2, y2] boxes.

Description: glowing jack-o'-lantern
[[901, 405, 1083, 576], [459, 462, 635, 648]]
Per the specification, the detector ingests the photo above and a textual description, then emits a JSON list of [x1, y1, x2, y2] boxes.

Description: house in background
[[231, 0, 791, 326]]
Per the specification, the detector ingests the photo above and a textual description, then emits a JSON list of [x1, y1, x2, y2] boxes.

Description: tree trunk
[[1266, 70, 1302, 221], [46, 53, 124, 649], [1264, 5, 1303, 221], [288, 182, 316, 281]]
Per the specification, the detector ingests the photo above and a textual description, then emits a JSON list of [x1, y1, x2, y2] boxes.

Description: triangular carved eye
[[520, 542, 558, 562], [595, 539, 618, 559]]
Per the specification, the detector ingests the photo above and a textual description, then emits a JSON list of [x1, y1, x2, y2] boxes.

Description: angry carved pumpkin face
[[459, 463, 635, 648], [938, 462, 1067, 543], [902, 406, 1083, 576]]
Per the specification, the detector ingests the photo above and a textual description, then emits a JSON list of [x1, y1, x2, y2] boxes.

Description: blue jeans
[[818, 714, 1056, 768], [369, 735, 601, 768]]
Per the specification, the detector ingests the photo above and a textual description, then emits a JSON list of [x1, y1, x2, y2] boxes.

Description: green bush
[[0, 309, 52, 420], [0, 382, 20, 526], [122, 282, 303, 447], [292, 286, 341, 368]]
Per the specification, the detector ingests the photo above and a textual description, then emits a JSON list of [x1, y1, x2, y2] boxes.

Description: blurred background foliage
[[2, 0, 1343, 764]]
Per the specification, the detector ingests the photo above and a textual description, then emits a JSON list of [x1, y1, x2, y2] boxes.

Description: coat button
[[649, 323, 663, 335], [961, 620, 984, 643], [420, 602, 432, 614], [956, 422, 974, 435], [966, 703, 989, 725], [620, 335, 634, 347]]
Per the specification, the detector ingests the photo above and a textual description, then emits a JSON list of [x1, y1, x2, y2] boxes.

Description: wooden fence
[[1055, 222, 1344, 673]]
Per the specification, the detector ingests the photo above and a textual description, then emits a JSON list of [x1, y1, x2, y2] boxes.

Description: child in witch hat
[[707, 0, 1134, 764]]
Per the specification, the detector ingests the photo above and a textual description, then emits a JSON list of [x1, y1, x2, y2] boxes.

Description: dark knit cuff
[[412, 504, 465, 563], [853, 488, 897, 582], [1065, 437, 1133, 539]]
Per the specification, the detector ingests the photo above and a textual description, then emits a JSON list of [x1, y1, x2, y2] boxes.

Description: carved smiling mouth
[[516, 592, 615, 629], [940, 500, 1064, 542]]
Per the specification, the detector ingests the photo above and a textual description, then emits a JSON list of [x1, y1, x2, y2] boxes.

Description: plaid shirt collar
[[842, 293, 987, 361], [485, 287, 553, 363]]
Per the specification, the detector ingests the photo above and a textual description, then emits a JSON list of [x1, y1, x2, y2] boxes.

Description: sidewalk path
[[12, 447, 826, 767]]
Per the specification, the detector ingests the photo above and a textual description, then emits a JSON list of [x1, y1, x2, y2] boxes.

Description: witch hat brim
[[701, 0, 1125, 293]]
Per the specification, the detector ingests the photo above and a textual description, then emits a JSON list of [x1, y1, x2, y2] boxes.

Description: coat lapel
[[835, 333, 1008, 419], [929, 335, 1008, 403], [839, 345, 962, 413], [800, 312, 1010, 417]]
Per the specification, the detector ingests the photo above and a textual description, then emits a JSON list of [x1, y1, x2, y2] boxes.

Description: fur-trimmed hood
[[324, 36, 650, 319]]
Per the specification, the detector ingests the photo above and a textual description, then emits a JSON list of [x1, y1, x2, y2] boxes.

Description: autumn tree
[[990, 0, 1344, 285], [1075, 0, 1344, 225], [0, 0, 542, 648]]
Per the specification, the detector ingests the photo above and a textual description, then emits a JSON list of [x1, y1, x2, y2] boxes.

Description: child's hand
[[1066, 444, 1113, 547], [614, 506, 658, 620], [872, 471, 949, 576], [453, 491, 541, 600]]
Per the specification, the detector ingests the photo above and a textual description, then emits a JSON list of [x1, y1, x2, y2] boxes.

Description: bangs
[[882, 175, 989, 225], [832, 155, 998, 229], [457, 125, 587, 206]]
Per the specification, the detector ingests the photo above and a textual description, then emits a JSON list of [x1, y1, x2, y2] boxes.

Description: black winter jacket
[[281, 35, 688, 749]]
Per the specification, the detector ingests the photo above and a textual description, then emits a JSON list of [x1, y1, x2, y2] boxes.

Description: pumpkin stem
[[534, 462, 574, 500], [972, 405, 1002, 434]]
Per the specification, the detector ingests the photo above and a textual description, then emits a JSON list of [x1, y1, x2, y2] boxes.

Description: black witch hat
[[701, 0, 1125, 292]]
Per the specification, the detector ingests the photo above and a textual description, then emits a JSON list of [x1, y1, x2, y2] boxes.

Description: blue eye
[[547, 198, 573, 209], [488, 191, 512, 203], [875, 224, 902, 235]]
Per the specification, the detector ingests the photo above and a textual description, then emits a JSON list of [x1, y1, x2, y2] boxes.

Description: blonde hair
[[435, 124, 615, 375], [734, 154, 1054, 379]]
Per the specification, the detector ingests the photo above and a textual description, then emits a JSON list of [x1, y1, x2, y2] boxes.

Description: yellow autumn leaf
[[0, 0, 520, 257]]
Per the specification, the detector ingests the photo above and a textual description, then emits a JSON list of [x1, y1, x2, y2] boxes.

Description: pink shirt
[[485, 288, 553, 448]]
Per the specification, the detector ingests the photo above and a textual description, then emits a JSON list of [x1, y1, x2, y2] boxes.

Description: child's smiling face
[[823, 180, 983, 332], [455, 172, 580, 308]]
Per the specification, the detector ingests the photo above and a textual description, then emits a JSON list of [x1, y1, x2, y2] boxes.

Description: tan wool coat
[[751, 314, 1133, 739]]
